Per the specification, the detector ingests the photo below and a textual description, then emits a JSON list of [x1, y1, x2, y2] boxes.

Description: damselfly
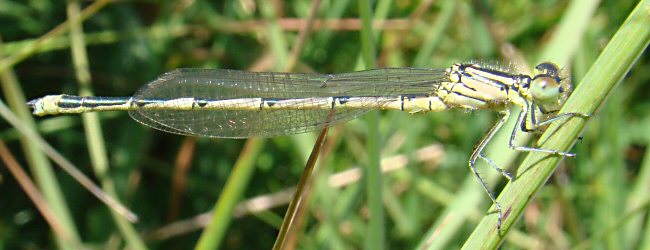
[[27, 62, 587, 228]]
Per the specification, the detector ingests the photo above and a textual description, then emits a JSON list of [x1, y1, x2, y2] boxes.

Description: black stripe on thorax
[[458, 64, 531, 93]]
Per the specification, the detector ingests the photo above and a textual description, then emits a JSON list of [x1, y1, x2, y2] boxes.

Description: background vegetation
[[0, 0, 648, 249]]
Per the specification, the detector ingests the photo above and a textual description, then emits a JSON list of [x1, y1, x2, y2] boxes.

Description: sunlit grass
[[0, 0, 648, 249]]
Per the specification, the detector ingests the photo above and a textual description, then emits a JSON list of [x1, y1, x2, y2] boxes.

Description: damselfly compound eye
[[535, 62, 561, 79], [531, 76, 561, 102]]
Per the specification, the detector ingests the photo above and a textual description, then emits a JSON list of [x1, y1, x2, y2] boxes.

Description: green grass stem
[[357, 1, 384, 249], [66, 1, 146, 249], [195, 139, 265, 250], [0, 41, 82, 249]]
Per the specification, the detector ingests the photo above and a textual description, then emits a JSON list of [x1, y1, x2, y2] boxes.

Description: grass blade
[[464, 0, 650, 247]]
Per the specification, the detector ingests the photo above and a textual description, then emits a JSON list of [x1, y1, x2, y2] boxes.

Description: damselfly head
[[530, 62, 572, 113]]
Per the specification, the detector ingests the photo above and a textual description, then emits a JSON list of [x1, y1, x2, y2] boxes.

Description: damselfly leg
[[510, 106, 590, 157], [471, 105, 589, 229]]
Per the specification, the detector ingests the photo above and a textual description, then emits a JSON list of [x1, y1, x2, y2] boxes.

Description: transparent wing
[[128, 68, 447, 138]]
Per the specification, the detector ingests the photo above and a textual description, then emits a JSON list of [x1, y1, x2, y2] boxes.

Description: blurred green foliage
[[0, 0, 648, 249]]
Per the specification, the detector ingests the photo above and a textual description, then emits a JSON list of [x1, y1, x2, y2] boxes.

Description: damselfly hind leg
[[468, 109, 514, 230]]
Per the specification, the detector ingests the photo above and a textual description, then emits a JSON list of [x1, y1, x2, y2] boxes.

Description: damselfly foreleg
[[509, 104, 590, 157]]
